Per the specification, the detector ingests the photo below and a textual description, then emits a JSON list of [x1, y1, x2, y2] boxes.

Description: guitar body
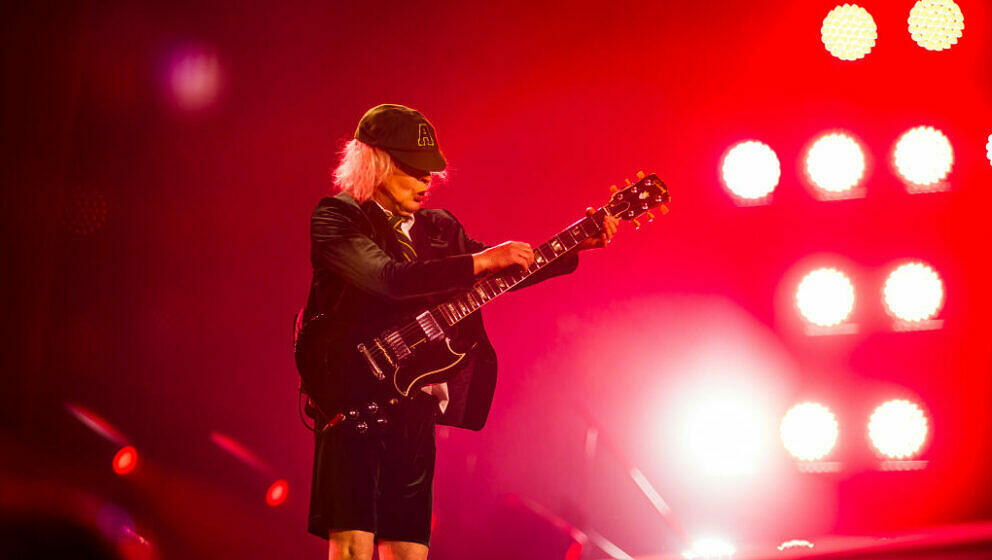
[[294, 312, 471, 434], [295, 172, 670, 435]]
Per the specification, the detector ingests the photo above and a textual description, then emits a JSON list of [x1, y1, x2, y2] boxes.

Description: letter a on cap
[[417, 123, 435, 147]]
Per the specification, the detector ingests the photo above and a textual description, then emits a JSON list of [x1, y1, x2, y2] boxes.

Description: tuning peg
[[609, 185, 618, 193], [636, 170, 645, 179], [625, 178, 632, 186], [658, 205, 670, 215], [632, 219, 641, 229], [646, 211, 655, 222]]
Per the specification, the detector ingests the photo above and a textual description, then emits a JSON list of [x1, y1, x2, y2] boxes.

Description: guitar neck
[[430, 208, 609, 328]]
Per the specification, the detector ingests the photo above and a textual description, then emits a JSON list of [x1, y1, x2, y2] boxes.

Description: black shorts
[[307, 393, 437, 546]]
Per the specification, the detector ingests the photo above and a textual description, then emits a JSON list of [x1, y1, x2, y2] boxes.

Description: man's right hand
[[472, 241, 535, 275]]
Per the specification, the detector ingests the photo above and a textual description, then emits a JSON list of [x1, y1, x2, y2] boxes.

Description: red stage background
[[3, 1, 991, 558]]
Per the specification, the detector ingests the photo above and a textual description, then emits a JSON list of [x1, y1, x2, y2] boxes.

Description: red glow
[[210, 430, 272, 473], [265, 479, 289, 507], [113, 446, 138, 475], [564, 541, 583, 560]]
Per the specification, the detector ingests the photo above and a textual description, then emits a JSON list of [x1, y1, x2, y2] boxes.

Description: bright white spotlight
[[806, 133, 865, 197], [894, 126, 953, 190], [868, 399, 928, 459], [780, 403, 839, 461], [796, 268, 855, 328], [685, 397, 765, 476], [821, 4, 878, 61], [986, 134, 991, 166], [908, 0, 964, 51], [683, 537, 736, 559], [721, 141, 781, 203], [883, 262, 944, 323]]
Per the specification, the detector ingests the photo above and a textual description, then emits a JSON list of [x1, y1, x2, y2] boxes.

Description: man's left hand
[[578, 207, 619, 251]]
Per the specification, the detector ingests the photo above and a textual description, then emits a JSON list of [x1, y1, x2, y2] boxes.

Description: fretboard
[[430, 208, 608, 327]]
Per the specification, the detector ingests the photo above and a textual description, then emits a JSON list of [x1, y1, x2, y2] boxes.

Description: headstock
[[606, 171, 671, 228]]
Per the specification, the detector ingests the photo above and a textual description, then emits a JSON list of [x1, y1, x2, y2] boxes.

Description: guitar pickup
[[416, 311, 444, 341]]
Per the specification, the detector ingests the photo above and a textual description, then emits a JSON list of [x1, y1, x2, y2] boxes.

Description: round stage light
[[266, 479, 289, 506], [908, 0, 964, 51], [806, 133, 865, 194], [868, 399, 928, 459], [63, 186, 108, 236], [167, 46, 221, 111], [796, 268, 855, 327], [113, 446, 138, 475], [721, 141, 781, 201], [685, 397, 765, 476], [883, 262, 944, 322], [683, 537, 736, 560], [821, 4, 878, 61], [894, 126, 953, 187], [780, 402, 839, 461]]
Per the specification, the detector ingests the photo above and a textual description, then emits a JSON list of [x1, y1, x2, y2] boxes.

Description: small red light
[[113, 446, 138, 475], [266, 479, 289, 507]]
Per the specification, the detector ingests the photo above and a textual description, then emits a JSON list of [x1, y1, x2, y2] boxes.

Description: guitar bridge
[[357, 343, 387, 380]]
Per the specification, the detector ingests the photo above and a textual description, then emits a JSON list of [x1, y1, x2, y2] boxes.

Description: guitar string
[[366, 207, 629, 364]]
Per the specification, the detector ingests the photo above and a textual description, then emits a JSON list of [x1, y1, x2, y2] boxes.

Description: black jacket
[[303, 192, 578, 430]]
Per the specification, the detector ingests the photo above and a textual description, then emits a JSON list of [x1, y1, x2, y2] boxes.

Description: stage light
[[685, 397, 765, 476], [721, 141, 780, 202], [113, 446, 138, 475], [986, 134, 991, 166], [883, 262, 944, 322], [167, 46, 221, 110], [805, 133, 865, 196], [821, 4, 877, 61], [908, 0, 964, 51], [266, 479, 289, 507], [683, 537, 736, 559], [62, 186, 108, 236], [894, 126, 953, 189], [868, 399, 928, 459], [780, 403, 839, 461], [796, 268, 855, 328], [778, 540, 814, 551]]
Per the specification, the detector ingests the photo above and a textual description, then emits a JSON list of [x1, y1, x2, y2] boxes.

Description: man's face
[[380, 167, 431, 217]]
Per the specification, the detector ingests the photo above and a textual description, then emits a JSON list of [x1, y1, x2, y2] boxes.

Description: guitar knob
[[366, 401, 379, 414], [347, 409, 359, 419], [355, 421, 369, 434]]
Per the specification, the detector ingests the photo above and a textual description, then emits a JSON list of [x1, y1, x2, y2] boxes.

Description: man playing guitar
[[300, 104, 618, 560]]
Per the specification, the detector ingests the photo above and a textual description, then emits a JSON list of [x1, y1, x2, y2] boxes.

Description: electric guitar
[[295, 172, 670, 434]]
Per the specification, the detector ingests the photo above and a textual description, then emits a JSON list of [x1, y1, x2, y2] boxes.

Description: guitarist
[[302, 104, 618, 560]]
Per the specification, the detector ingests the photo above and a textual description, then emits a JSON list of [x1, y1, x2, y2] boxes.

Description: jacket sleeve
[[443, 210, 579, 290], [311, 201, 476, 301]]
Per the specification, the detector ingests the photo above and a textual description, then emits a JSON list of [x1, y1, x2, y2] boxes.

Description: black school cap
[[354, 104, 446, 172]]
